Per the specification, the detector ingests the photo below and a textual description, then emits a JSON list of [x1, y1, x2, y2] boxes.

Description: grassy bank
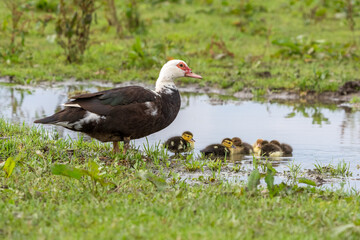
[[0, 0, 359, 93], [1, 119, 360, 239]]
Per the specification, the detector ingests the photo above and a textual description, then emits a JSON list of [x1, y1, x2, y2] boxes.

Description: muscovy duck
[[34, 60, 202, 153]]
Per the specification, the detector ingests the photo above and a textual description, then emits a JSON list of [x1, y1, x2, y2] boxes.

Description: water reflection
[[1, 81, 360, 189], [284, 103, 333, 125]]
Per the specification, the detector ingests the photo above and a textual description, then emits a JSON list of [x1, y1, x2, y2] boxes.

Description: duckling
[[261, 140, 283, 157], [164, 131, 195, 155], [200, 138, 236, 157], [281, 143, 293, 155], [253, 139, 264, 156], [231, 137, 253, 154], [270, 140, 293, 156]]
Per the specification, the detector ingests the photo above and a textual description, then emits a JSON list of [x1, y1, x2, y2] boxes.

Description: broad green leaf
[[87, 160, 100, 178], [298, 177, 317, 186], [96, 178, 117, 187], [247, 169, 260, 191], [137, 170, 169, 191], [3, 157, 16, 178], [83, 161, 116, 187], [285, 112, 296, 118], [266, 163, 277, 173], [51, 164, 86, 180]]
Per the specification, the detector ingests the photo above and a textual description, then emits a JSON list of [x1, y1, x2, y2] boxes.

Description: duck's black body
[[34, 86, 181, 142], [200, 144, 229, 157]]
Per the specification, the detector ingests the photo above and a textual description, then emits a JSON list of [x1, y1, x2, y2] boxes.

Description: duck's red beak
[[185, 68, 202, 79]]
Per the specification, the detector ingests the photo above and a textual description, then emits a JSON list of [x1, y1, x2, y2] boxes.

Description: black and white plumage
[[34, 60, 202, 153], [164, 131, 195, 155]]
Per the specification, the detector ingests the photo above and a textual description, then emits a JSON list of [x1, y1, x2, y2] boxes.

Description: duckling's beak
[[190, 138, 195, 142], [231, 145, 236, 149]]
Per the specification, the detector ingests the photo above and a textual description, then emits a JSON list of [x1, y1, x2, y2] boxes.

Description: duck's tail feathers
[[34, 114, 59, 124]]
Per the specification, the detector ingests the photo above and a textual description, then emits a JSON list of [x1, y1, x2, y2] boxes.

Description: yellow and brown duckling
[[231, 137, 253, 155], [200, 138, 236, 157], [270, 140, 293, 156], [164, 131, 195, 155], [253, 139, 283, 157], [261, 140, 283, 157], [253, 139, 264, 156]]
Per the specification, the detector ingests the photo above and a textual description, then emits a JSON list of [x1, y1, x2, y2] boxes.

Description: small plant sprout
[[207, 159, 223, 172], [231, 164, 242, 173], [287, 161, 302, 185], [314, 160, 352, 177], [184, 160, 204, 172], [143, 138, 169, 166], [56, 0, 97, 63], [350, 96, 360, 104]]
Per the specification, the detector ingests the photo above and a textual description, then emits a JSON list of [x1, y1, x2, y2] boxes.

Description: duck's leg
[[123, 137, 131, 154], [113, 141, 120, 153]]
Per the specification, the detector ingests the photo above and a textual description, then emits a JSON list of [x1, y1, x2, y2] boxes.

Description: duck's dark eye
[[179, 64, 184, 67]]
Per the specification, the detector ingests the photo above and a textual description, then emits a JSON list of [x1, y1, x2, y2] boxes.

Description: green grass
[[1, 119, 360, 239], [0, 0, 359, 92], [314, 160, 353, 177]]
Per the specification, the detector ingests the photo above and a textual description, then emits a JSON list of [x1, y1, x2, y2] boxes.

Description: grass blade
[[298, 177, 317, 186], [265, 168, 275, 190]]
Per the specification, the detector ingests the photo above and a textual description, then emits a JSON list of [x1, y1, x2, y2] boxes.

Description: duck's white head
[[155, 59, 202, 92]]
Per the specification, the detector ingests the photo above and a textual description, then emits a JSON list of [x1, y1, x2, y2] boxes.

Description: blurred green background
[[0, 0, 359, 93]]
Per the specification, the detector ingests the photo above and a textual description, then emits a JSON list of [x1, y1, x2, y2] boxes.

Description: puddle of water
[[1, 81, 360, 190]]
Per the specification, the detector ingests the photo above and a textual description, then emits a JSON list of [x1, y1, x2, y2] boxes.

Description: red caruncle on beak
[[183, 66, 202, 79]]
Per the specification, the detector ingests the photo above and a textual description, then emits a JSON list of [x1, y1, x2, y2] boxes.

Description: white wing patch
[[144, 101, 158, 116], [151, 90, 160, 96], [63, 103, 82, 108], [55, 121, 72, 128], [55, 111, 106, 130]]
